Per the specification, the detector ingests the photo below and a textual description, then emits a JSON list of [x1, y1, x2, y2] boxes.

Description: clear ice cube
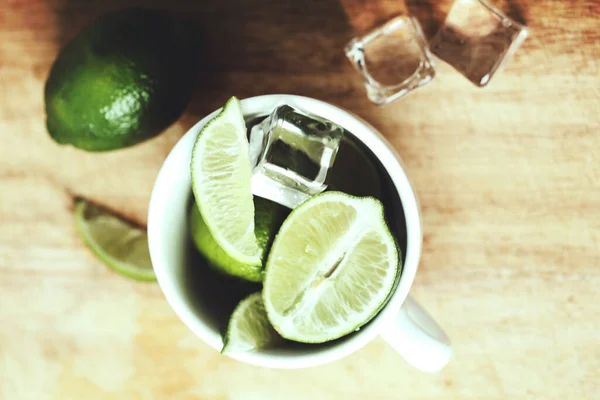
[[345, 16, 436, 105], [249, 105, 344, 208], [429, 0, 528, 87]]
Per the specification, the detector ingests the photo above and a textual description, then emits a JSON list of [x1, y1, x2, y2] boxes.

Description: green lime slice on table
[[190, 197, 287, 282], [222, 292, 283, 354], [263, 191, 400, 343], [75, 199, 155, 281], [191, 97, 263, 278]]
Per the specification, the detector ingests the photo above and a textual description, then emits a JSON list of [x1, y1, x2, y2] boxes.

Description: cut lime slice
[[223, 292, 283, 354], [263, 192, 400, 343], [191, 97, 261, 267], [74, 199, 155, 281]]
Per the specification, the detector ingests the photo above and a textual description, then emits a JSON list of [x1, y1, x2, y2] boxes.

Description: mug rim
[[148, 94, 422, 369]]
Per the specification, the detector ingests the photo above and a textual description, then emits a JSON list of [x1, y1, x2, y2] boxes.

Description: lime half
[[74, 199, 155, 281], [222, 292, 283, 354], [191, 97, 261, 268], [263, 192, 399, 343]]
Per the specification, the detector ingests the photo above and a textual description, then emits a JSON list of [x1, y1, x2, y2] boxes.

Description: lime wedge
[[191, 97, 261, 268], [74, 199, 155, 281], [263, 192, 399, 343], [223, 292, 283, 354]]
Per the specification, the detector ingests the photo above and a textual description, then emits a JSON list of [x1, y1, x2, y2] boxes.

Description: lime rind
[[189, 204, 263, 282], [74, 200, 156, 282], [189, 196, 289, 282], [263, 191, 400, 343]]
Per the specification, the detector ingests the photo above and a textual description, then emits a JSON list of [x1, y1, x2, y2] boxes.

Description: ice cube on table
[[249, 105, 344, 209], [345, 16, 436, 105], [429, 0, 528, 87]]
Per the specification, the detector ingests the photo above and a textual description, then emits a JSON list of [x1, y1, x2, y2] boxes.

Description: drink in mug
[[148, 95, 451, 371]]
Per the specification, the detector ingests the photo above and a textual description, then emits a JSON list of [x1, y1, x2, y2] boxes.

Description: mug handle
[[380, 295, 451, 372]]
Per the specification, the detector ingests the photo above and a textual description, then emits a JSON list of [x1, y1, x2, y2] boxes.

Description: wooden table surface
[[1, 0, 599, 398]]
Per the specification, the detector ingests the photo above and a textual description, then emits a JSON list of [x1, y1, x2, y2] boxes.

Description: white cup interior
[[148, 95, 422, 368]]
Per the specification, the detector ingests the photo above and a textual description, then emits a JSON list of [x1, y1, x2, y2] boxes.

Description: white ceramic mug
[[148, 95, 451, 371]]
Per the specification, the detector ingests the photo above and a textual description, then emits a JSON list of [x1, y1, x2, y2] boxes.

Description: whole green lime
[[189, 197, 289, 283], [45, 8, 196, 151]]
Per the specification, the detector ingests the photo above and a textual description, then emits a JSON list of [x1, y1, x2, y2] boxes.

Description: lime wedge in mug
[[223, 292, 283, 353], [191, 97, 261, 269]]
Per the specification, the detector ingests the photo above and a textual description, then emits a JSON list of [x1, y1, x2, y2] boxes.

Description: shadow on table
[[50, 0, 529, 124], [52, 0, 356, 130], [406, 0, 528, 39]]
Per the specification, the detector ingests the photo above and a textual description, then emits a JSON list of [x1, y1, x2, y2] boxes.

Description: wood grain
[[1, 0, 599, 399]]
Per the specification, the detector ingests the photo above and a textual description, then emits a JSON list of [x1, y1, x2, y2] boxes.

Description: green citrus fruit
[[45, 8, 196, 151]]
